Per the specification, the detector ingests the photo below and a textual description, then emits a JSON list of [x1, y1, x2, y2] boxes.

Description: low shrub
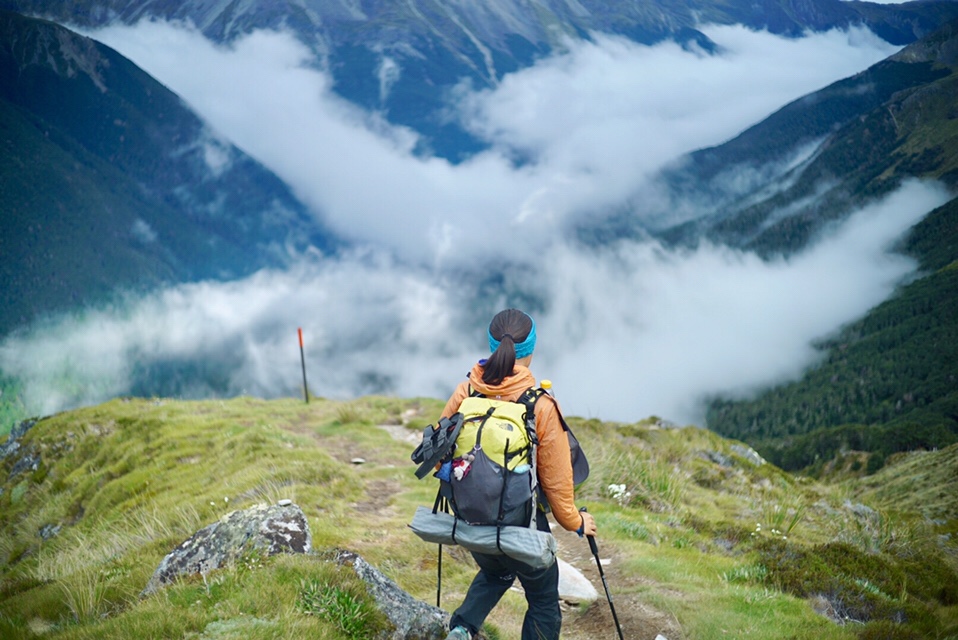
[[757, 539, 949, 637]]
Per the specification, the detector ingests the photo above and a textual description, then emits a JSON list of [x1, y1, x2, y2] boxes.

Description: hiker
[[442, 308, 598, 640]]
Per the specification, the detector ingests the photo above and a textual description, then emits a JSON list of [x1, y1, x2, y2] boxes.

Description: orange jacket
[[441, 363, 584, 533]]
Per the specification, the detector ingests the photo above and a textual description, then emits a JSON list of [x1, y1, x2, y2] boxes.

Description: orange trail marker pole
[[298, 328, 309, 403]]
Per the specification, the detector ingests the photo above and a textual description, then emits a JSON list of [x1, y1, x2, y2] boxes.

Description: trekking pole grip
[[579, 507, 599, 554]]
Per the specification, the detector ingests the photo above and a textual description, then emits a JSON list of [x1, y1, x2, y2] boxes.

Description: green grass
[[846, 444, 958, 526], [1, 397, 956, 639]]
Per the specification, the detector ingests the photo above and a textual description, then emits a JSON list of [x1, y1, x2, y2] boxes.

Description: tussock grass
[[333, 402, 369, 426], [1, 397, 956, 639], [749, 481, 809, 540]]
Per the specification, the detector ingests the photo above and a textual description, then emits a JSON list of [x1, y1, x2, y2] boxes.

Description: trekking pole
[[581, 508, 625, 640], [437, 496, 447, 607]]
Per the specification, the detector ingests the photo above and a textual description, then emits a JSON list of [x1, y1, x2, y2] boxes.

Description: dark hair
[[482, 309, 533, 386]]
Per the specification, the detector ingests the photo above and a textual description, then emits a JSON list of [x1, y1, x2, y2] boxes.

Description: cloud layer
[[4, 178, 947, 424], [2, 20, 946, 427], [85, 21, 899, 264]]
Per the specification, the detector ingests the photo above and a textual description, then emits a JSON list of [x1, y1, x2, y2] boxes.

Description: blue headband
[[488, 318, 537, 359]]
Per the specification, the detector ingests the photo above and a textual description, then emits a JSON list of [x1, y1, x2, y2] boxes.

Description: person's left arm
[[535, 397, 590, 533]]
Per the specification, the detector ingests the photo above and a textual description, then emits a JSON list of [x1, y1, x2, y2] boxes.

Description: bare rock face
[[1, 419, 39, 478], [142, 502, 311, 596]]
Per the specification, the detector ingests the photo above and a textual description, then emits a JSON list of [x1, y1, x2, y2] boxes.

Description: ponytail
[[482, 334, 517, 386], [481, 309, 534, 386]]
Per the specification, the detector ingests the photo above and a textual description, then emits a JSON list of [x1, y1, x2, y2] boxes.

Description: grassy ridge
[[1, 397, 956, 639]]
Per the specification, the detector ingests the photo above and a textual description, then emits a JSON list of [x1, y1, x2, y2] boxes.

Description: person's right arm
[[440, 381, 469, 420]]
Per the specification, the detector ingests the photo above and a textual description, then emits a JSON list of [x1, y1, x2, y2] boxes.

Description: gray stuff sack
[[409, 506, 557, 570]]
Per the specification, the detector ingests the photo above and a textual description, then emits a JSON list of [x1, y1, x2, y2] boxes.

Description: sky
[[1, 19, 950, 426]]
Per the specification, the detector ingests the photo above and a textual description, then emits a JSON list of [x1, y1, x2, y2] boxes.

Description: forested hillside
[[707, 197, 958, 473], [0, 10, 334, 337]]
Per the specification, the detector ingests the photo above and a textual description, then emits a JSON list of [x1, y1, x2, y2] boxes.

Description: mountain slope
[[714, 33, 958, 255], [706, 196, 958, 472], [0, 96, 180, 332], [5, 0, 958, 159], [596, 20, 958, 471], [612, 19, 958, 254], [0, 10, 335, 337]]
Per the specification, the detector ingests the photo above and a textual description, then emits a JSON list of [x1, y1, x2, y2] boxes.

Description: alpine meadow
[[1, 1, 958, 639]]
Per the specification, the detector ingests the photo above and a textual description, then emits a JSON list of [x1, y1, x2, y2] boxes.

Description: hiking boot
[[445, 625, 471, 640]]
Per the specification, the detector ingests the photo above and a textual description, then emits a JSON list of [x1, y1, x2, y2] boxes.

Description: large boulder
[[142, 501, 311, 596]]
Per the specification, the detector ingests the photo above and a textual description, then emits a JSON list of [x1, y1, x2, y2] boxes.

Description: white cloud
[[536, 180, 950, 422], [2, 181, 948, 424], [85, 20, 899, 265], [131, 219, 157, 244], [3, 18, 939, 428], [457, 26, 895, 173]]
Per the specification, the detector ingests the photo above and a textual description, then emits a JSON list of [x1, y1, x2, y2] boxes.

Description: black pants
[[449, 549, 561, 640]]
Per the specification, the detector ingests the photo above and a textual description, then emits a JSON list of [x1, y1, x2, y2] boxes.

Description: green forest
[[707, 197, 958, 474]]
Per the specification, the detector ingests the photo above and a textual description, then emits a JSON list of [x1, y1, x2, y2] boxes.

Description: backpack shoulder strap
[[517, 386, 545, 444]]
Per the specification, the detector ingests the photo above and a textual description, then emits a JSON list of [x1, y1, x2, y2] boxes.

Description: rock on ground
[[335, 549, 450, 640], [558, 557, 599, 605], [142, 502, 311, 596]]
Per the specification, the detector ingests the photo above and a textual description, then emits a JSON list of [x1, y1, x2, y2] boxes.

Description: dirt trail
[[552, 526, 684, 640]]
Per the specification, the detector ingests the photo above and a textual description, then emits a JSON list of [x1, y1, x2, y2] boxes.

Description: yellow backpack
[[410, 385, 590, 527], [446, 388, 540, 527]]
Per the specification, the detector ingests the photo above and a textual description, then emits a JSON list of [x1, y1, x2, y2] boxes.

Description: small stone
[[731, 444, 766, 466], [39, 524, 62, 540], [351, 458, 366, 465], [277, 499, 292, 507]]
